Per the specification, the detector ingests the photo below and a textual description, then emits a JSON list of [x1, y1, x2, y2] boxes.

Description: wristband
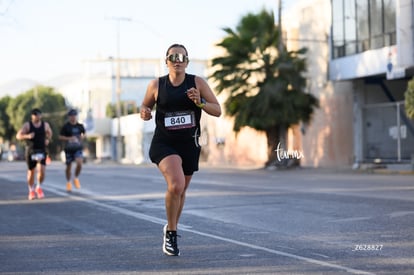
[[196, 98, 206, 108]]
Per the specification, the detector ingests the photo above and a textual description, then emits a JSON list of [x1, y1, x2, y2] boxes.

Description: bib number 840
[[170, 116, 187, 125], [164, 112, 194, 130]]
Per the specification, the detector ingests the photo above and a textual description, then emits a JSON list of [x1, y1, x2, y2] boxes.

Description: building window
[[383, 0, 396, 46], [331, 0, 396, 59]]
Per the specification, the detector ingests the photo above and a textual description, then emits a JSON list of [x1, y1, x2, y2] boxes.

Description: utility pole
[[107, 16, 131, 162], [278, 0, 284, 53]]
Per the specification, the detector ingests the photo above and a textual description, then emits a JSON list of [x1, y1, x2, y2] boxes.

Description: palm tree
[[209, 9, 319, 167]]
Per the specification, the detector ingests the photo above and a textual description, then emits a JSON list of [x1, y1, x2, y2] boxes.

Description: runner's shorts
[[25, 149, 47, 170], [64, 149, 83, 165], [149, 137, 201, 176]]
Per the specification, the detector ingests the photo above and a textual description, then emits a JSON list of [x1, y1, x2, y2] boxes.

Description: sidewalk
[[201, 161, 414, 175], [357, 163, 414, 175]]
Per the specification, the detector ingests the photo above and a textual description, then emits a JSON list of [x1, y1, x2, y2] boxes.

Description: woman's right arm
[[140, 79, 158, 121]]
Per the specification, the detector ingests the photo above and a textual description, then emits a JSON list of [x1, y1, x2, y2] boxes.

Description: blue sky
[[0, 0, 295, 85]]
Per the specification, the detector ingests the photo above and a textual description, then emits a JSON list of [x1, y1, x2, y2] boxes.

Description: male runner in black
[[16, 108, 53, 200]]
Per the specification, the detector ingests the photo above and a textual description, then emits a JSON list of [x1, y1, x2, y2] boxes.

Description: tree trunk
[[265, 126, 279, 166], [265, 125, 288, 167]]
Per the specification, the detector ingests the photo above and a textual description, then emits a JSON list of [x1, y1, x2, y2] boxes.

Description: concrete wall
[[204, 115, 268, 167], [283, 0, 355, 167], [301, 81, 354, 167]]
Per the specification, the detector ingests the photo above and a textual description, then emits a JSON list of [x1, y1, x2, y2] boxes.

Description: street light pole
[[108, 16, 131, 162], [278, 0, 284, 53]]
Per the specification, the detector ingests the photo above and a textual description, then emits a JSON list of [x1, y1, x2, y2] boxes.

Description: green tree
[[209, 9, 319, 167], [0, 96, 14, 141], [105, 101, 138, 118], [405, 77, 414, 119], [6, 85, 67, 158]]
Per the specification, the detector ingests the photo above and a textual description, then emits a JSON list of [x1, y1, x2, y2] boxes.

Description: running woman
[[140, 44, 221, 256], [16, 108, 53, 200], [59, 109, 86, 192]]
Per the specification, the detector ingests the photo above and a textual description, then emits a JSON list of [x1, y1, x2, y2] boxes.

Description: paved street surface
[[0, 160, 413, 275]]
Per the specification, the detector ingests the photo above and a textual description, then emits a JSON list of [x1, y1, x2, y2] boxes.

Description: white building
[[283, 0, 414, 168], [330, 0, 414, 166]]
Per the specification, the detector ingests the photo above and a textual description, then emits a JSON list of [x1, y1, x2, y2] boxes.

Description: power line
[[0, 0, 15, 16]]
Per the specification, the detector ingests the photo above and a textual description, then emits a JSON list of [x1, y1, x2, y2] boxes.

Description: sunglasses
[[167, 53, 188, 63]]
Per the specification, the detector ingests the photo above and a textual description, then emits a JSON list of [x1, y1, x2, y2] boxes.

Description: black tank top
[[154, 74, 202, 141], [26, 121, 46, 151]]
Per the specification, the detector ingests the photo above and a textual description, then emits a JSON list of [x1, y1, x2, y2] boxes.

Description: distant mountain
[[43, 73, 83, 89], [0, 78, 41, 97], [0, 73, 83, 98]]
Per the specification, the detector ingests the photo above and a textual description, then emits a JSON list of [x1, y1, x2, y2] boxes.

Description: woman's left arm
[[195, 76, 221, 117]]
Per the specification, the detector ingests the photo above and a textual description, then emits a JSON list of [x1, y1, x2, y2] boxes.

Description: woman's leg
[[158, 154, 187, 231]]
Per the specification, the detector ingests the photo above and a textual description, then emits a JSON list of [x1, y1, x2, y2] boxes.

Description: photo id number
[[352, 244, 383, 251]]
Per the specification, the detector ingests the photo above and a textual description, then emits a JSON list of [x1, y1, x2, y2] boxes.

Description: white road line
[[180, 228, 373, 275], [43, 185, 374, 275]]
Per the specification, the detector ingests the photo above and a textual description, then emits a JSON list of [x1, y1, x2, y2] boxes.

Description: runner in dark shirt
[[59, 109, 86, 192], [16, 108, 53, 200]]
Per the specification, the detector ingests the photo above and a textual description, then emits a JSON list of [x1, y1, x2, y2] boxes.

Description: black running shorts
[[149, 137, 201, 176], [25, 150, 47, 170]]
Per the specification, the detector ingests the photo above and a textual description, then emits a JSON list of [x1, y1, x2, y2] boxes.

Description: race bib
[[164, 111, 195, 130], [31, 152, 45, 161]]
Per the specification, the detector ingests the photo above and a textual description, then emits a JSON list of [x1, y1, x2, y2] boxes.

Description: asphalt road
[[0, 160, 413, 275]]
